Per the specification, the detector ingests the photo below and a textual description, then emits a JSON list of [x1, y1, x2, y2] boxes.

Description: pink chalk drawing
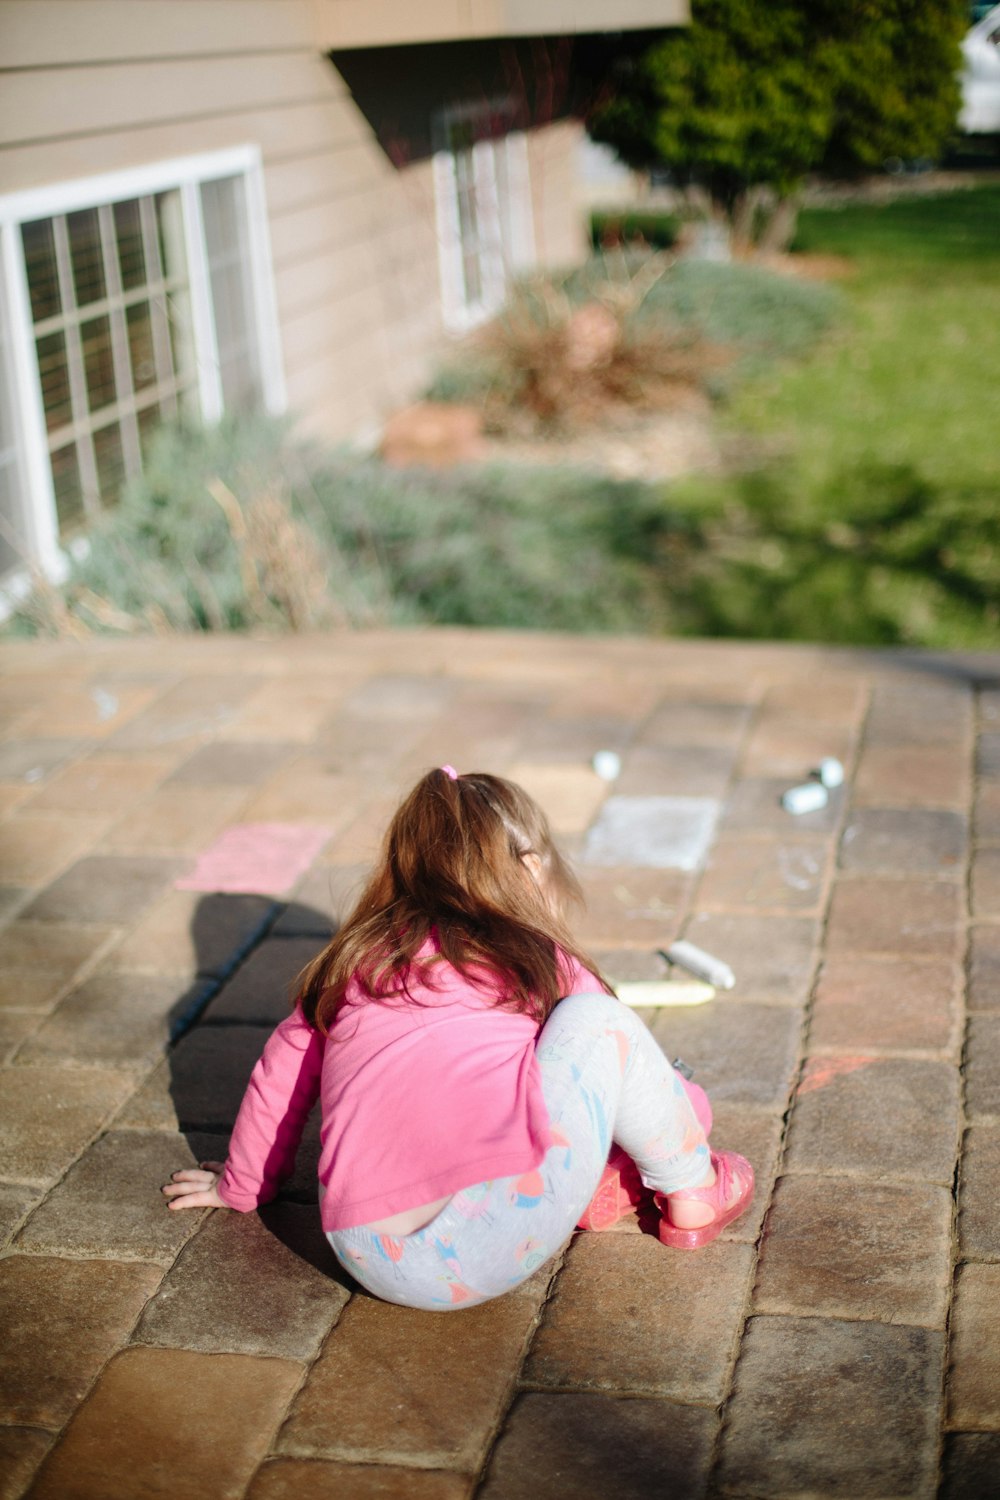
[[175, 823, 333, 895], [796, 1055, 875, 1096]]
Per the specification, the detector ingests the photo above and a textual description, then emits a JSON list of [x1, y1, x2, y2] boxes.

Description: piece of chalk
[[817, 757, 845, 788], [782, 782, 829, 815], [662, 940, 735, 990], [592, 749, 622, 781], [616, 979, 715, 1007]]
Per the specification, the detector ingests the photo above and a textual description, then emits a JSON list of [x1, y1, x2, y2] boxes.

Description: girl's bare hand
[[162, 1162, 226, 1211]]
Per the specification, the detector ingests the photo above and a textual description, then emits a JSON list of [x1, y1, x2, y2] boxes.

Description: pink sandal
[[577, 1146, 647, 1231], [655, 1150, 754, 1250]]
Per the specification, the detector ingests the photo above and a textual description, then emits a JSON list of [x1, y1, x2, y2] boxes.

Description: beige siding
[[528, 120, 589, 269], [315, 0, 688, 49], [0, 54, 343, 147], [0, 2, 601, 447], [0, 2, 316, 68]]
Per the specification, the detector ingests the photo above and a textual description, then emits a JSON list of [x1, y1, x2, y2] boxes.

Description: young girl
[[164, 767, 753, 1310]]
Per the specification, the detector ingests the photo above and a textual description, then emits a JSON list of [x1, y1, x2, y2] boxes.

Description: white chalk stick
[[818, 757, 845, 788], [662, 940, 736, 990], [782, 782, 829, 815], [615, 980, 716, 1008]]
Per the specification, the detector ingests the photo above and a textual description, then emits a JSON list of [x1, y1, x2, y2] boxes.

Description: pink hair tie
[[441, 764, 459, 780]]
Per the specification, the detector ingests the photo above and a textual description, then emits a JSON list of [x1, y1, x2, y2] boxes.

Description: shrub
[[427, 251, 841, 428]]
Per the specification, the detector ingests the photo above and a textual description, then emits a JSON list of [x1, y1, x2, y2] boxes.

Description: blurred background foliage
[[9, 184, 999, 650]]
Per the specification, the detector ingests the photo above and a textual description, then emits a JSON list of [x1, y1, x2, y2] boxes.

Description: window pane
[[93, 422, 125, 504], [125, 301, 156, 390], [200, 175, 244, 257], [51, 442, 84, 528], [164, 287, 195, 378], [137, 402, 163, 459], [155, 190, 186, 282], [22, 219, 62, 323], [462, 249, 483, 305], [200, 176, 262, 411], [0, 459, 27, 580], [114, 199, 146, 291], [36, 331, 73, 432], [68, 208, 107, 307], [80, 315, 116, 412]]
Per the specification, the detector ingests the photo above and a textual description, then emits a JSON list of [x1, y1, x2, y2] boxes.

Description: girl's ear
[[521, 851, 543, 884]]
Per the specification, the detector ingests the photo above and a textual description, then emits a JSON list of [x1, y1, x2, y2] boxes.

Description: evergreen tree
[[588, 0, 967, 250]]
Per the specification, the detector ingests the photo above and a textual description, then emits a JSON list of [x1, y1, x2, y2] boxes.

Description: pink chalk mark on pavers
[[796, 1055, 875, 1096], [175, 823, 333, 896]]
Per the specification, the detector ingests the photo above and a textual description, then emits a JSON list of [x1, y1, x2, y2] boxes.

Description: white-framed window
[[432, 101, 535, 333], [0, 145, 284, 591]]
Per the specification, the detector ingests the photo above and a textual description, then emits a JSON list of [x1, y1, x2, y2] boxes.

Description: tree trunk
[[730, 185, 772, 254], [757, 191, 803, 254]]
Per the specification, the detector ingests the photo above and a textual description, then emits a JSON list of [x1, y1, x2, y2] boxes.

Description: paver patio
[[1, 628, 997, 1499]]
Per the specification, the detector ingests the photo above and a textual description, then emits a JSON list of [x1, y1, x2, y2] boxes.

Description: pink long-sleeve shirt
[[217, 949, 602, 1231]]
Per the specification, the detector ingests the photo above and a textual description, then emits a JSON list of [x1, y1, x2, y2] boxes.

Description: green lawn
[[729, 188, 1000, 494], [664, 185, 1000, 647]]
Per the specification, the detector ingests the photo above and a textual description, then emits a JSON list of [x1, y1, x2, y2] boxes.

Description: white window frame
[[432, 102, 535, 334], [0, 144, 285, 600]]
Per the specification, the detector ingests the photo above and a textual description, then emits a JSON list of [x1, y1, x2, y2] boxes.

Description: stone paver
[[0, 813, 110, 886], [972, 845, 1000, 916], [753, 1173, 953, 1326], [19, 854, 187, 925], [810, 954, 961, 1055], [615, 743, 737, 798], [696, 834, 830, 913], [968, 923, 1000, 1011], [718, 1315, 944, 1498], [0, 1182, 41, 1247], [0, 1255, 162, 1427], [972, 780, 1000, 839], [839, 806, 967, 875], [785, 1055, 961, 1183], [247, 1461, 474, 1500], [965, 1014, 1000, 1119], [101, 783, 248, 854], [683, 910, 820, 1004], [14, 1129, 202, 1263], [941, 1433, 1000, 1500], [28, 1346, 302, 1500], [203, 937, 326, 1026], [0, 633, 994, 1500], [853, 743, 972, 807], [574, 867, 693, 948], [0, 1428, 55, 1500], [650, 1001, 802, 1109], [15, 972, 192, 1069], [0, 1063, 133, 1183], [719, 775, 844, 834], [958, 1125, 1000, 1259], [278, 1287, 546, 1471], [22, 754, 173, 815], [825, 875, 964, 958], [115, 1024, 270, 1132], [523, 1233, 754, 1401], [479, 1392, 718, 1500], [583, 794, 720, 870], [947, 1263, 1000, 1430], [134, 1206, 349, 1357], [101, 889, 277, 978]]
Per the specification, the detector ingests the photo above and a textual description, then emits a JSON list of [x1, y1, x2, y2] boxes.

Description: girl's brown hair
[[297, 768, 612, 1031]]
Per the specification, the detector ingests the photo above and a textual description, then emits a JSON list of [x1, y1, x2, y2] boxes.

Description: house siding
[[0, 1, 644, 449], [1, 6, 434, 438]]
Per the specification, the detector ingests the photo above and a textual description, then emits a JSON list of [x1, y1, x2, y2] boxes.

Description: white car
[[960, 3, 1000, 133]]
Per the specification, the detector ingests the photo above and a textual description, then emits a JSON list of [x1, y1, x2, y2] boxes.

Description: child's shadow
[[165, 887, 358, 1283]]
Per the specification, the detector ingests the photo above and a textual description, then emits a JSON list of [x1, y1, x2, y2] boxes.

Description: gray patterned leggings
[[326, 993, 712, 1310]]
